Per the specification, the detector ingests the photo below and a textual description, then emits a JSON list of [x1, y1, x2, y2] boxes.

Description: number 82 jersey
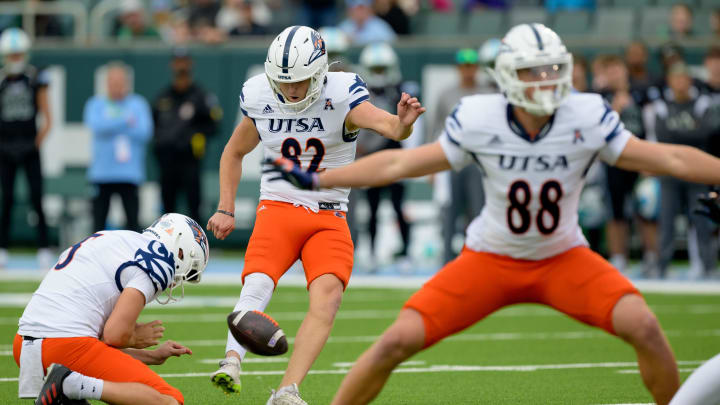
[[240, 72, 370, 212], [440, 93, 632, 260]]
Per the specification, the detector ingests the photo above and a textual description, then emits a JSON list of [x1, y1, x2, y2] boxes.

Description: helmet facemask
[[266, 62, 328, 114], [494, 58, 572, 116]]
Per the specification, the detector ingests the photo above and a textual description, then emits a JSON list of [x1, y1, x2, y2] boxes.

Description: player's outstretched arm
[[346, 92, 426, 141], [103, 288, 165, 349], [320, 141, 450, 188], [614, 137, 720, 185], [207, 116, 260, 240]]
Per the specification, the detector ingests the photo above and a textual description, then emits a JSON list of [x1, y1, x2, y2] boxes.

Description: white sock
[[670, 353, 720, 405], [225, 272, 275, 359], [62, 371, 103, 400]]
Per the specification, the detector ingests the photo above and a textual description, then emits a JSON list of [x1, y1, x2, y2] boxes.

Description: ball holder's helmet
[[143, 213, 209, 304], [0, 28, 31, 75], [492, 24, 572, 116], [358, 42, 402, 89], [265, 25, 328, 114]]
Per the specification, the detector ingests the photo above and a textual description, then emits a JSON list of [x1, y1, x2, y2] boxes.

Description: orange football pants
[[242, 200, 354, 289], [404, 246, 640, 348], [13, 334, 184, 404]]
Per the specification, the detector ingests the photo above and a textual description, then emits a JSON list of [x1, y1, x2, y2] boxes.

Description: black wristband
[[217, 209, 235, 218]]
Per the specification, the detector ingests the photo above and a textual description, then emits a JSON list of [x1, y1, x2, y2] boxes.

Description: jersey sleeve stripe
[[449, 108, 463, 129], [600, 105, 612, 124], [444, 130, 461, 146], [605, 122, 622, 142], [349, 94, 369, 110]]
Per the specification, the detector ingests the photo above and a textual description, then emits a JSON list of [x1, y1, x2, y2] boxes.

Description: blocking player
[[13, 213, 209, 405], [268, 24, 720, 405], [204, 25, 424, 404], [666, 191, 720, 405]]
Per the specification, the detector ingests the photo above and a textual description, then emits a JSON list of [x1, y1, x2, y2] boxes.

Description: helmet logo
[[307, 30, 326, 65], [165, 227, 174, 235], [185, 217, 208, 260]]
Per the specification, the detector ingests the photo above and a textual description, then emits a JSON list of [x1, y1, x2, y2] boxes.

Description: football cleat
[[266, 383, 308, 405], [35, 363, 75, 405], [210, 357, 242, 394]]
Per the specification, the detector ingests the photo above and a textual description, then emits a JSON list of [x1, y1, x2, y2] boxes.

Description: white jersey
[[440, 92, 632, 260], [240, 72, 370, 211], [18, 231, 175, 338]]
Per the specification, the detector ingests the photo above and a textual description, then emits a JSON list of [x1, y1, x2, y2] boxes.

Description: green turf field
[[1, 280, 719, 404]]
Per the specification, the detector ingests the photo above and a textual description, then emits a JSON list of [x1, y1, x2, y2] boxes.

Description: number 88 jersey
[[439, 93, 632, 260], [240, 72, 370, 212]]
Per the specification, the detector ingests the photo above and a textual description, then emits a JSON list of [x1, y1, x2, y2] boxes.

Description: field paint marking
[[0, 360, 707, 383], [332, 360, 425, 368], [617, 368, 697, 374]]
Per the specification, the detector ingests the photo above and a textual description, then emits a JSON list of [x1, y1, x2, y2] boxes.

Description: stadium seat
[[467, 10, 506, 36], [509, 7, 548, 27], [639, 8, 670, 39], [552, 11, 591, 35], [424, 12, 463, 35], [592, 8, 635, 41], [613, 0, 653, 7]]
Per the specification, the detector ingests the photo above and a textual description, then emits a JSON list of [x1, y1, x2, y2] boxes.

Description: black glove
[[695, 190, 720, 224], [263, 158, 319, 190]]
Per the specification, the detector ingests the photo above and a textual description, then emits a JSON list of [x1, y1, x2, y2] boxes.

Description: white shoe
[[0, 249, 7, 268], [266, 383, 308, 405], [37, 248, 54, 270], [210, 357, 242, 394]]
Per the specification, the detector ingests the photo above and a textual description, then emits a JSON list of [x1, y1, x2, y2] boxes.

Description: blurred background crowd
[[0, 0, 718, 280]]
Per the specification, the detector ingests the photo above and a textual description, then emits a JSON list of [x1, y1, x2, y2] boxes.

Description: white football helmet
[[143, 213, 210, 304], [359, 42, 401, 89], [492, 24, 572, 116], [0, 28, 31, 75], [265, 25, 328, 113]]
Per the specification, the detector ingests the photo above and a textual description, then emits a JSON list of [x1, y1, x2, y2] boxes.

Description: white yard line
[[198, 357, 289, 364], [0, 360, 707, 382]]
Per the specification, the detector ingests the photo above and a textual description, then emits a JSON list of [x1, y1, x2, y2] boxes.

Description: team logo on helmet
[[185, 217, 208, 260], [308, 30, 326, 65]]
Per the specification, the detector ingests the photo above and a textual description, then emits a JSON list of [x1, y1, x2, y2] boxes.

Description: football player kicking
[[269, 24, 720, 405], [205, 26, 424, 404], [13, 213, 209, 405], [667, 191, 720, 405]]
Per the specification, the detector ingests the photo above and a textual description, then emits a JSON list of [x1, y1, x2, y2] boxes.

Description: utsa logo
[[269, 118, 325, 133], [308, 30, 326, 65], [498, 154, 569, 172]]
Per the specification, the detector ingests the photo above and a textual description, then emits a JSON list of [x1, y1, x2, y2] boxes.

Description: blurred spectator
[[572, 53, 589, 91], [430, 0, 453, 12], [339, 0, 396, 45], [188, 0, 224, 43], [599, 55, 658, 275], [625, 41, 653, 90], [83, 62, 153, 233], [299, 0, 338, 29], [463, 0, 509, 11], [216, 0, 267, 36], [650, 62, 719, 278], [115, 0, 160, 41], [712, 9, 720, 37], [702, 46, 720, 98], [431, 48, 495, 263], [0, 28, 52, 269], [375, 0, 410, 35], [666, 3, 694, 40], [152, 49, 222, 224], [591, 54, 609, 92], [357, 43, 413, 271], [545, 0, 595, 13]]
